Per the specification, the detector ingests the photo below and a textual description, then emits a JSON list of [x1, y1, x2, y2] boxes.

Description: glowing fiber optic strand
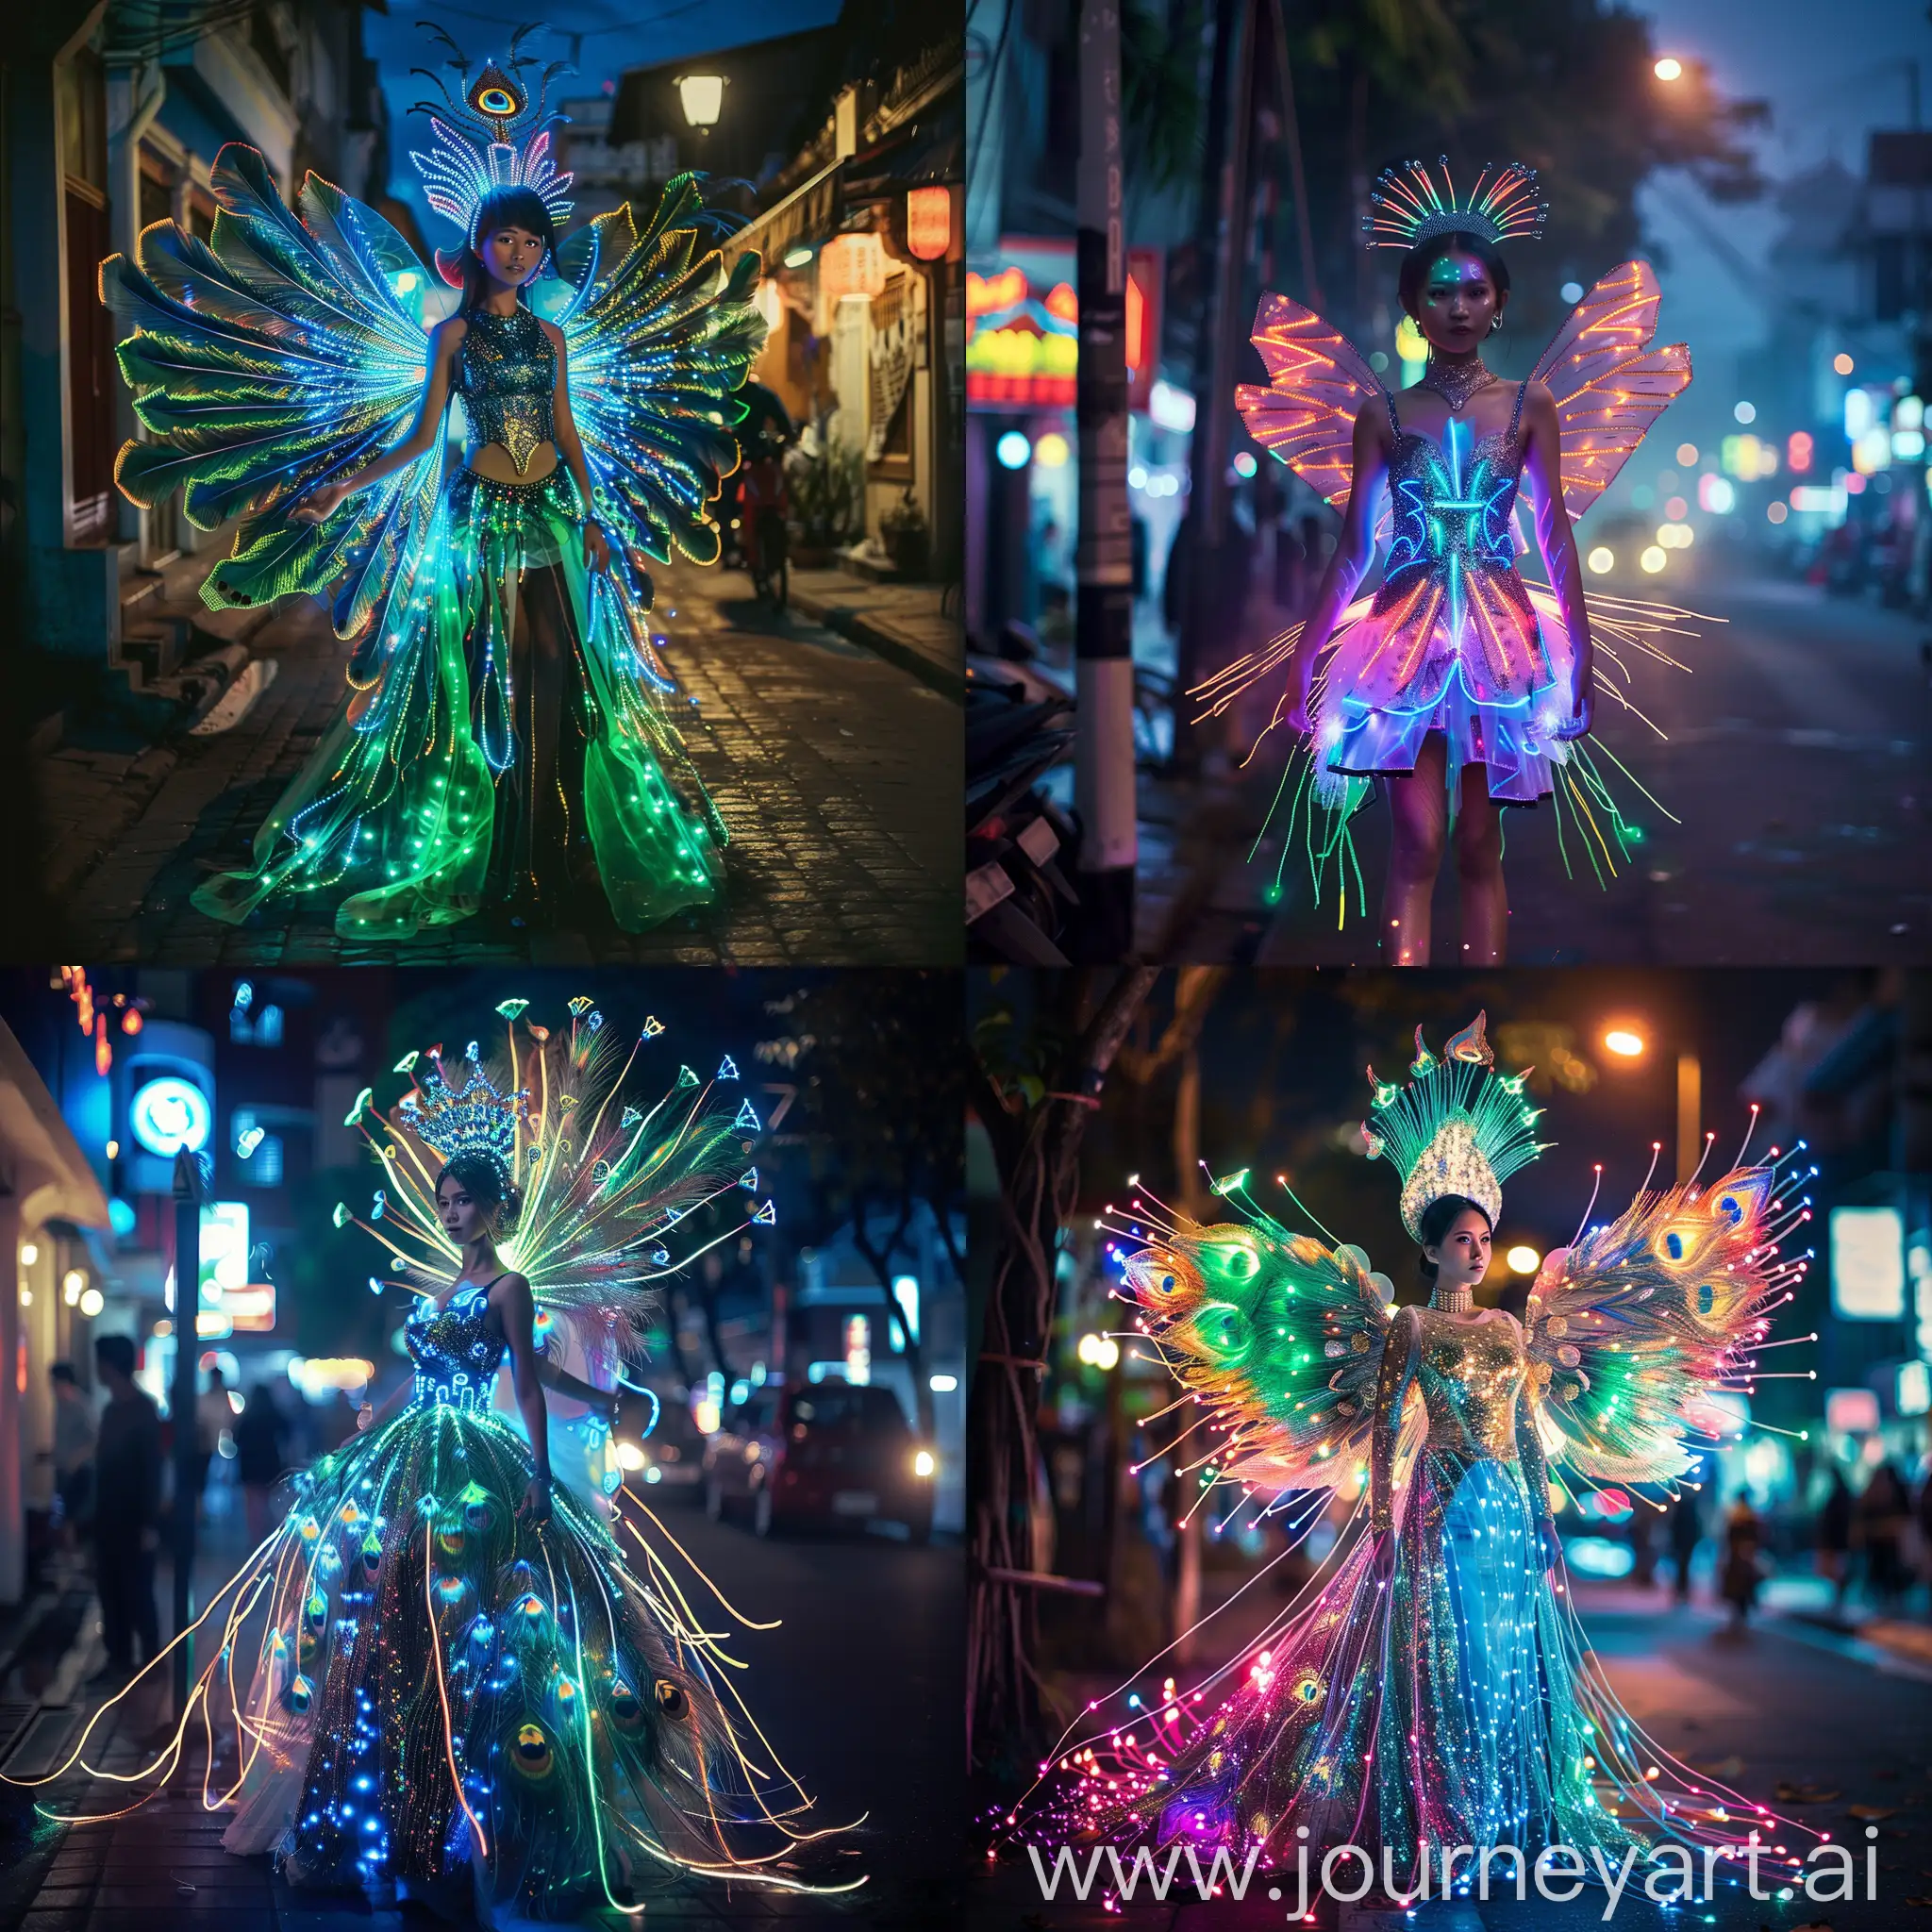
[[1002, 1022, 1821, 1892], [1361, 157, 1551, 251]]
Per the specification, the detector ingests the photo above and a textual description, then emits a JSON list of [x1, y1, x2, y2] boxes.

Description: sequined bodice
[[406, 1278, 506, 1409], [1415, 1308, 1527, 1460], [1380, 383, 1526, 589], [456, 307, 557, 476]]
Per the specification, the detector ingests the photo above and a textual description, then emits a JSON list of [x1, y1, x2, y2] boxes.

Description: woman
[[11, 1010, 842, 1923], [1010, 1013, 1814, 1891], [102, 25, 761, 937], [1216, 160, 1692, 962]]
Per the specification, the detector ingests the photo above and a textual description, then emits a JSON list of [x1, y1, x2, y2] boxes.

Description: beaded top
[[457, 306, 557, 475], [406, 1277, 506, 1409]]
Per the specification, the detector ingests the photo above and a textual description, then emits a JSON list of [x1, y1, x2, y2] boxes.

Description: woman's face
[[1413, 249, 1503, 358], [479, 224, 546, 289], [1425, 1207, 1492, 1289], [436, 1174, 495, 1244]]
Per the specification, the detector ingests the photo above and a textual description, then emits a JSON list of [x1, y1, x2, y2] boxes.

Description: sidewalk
[[787, 566, 965, 701]]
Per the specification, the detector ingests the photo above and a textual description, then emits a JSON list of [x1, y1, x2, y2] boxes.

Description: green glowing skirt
[[192, 469, 724, 937]]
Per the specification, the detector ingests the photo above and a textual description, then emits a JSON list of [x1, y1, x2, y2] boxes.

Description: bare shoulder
[[1521, 377, 1559, 417], [430, 314, 469, 354], [538, 317, 567, 350], [491, 1270, 534, 1304]]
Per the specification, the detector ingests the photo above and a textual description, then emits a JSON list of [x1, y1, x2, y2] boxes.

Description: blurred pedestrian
[[1668, 1486, 1703, 1604], [91, 1334, 161, 1682], [1817, 1466, 1854, 1610], [1858, 1461, 1911, 1610], [49, 1362, 96, 1553], [233, 1381, 291, 1544], [1720, 1492, 1763, 1629], [193, 1363, 233, 1520]]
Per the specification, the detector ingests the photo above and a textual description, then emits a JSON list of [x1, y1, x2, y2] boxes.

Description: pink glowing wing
[[1237, 292, 1385, 513], [1532, 260, 1690, 524]]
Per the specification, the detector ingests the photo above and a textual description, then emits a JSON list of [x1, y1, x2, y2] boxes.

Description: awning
[[0, 1023, 110, 1232], [721, 159, 845, 275]]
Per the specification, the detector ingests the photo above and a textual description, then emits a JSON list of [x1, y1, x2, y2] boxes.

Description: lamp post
[[171, 1144, 207, 1717], [1598, 1023, 1704, 1184]]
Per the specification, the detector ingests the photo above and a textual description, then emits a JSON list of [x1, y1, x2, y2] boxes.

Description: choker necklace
[[1429, 1284, 1474, 1314], [1421, 358, 1494, 414]]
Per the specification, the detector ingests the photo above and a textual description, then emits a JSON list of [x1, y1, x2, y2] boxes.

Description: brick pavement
[[33, 557, 960, 966], [788, 569, 964, 701]]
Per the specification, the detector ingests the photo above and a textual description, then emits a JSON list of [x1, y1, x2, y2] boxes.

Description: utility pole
[[1072, 0, 1137, 959], [1176, 0, 1256, 774], [170, 1147, 206, 1719]]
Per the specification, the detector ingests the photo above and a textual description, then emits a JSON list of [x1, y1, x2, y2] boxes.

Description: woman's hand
[[1540, 1520, 1564, 1574], [1557, 664, 1594, 741], [583, 519, 612, 575], [289, 478, 350, 525], [517, 1473, 554, 1526]]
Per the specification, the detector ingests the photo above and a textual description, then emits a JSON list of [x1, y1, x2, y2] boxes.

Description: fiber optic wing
[[1123, 1217, 1393, 1495], [1236, 293, 1386, 516], [1523, 1165, 1785, 1487], [100, 143, 445, 640], [554, 175, 766, 575], [1531, 259, 1690, 525]]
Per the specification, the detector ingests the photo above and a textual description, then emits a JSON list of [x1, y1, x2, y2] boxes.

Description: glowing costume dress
[[1198, 162, 1703, 909], [1017, 1014, 1815, 1889], [12, 1007, 847, 1923], [100, 30, 762, 937]]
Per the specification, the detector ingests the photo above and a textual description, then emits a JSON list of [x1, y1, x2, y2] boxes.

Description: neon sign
[[966, 249, 1160, 410]]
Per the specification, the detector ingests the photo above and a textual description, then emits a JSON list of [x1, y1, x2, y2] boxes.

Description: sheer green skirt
[[192, 468, 724, 937]]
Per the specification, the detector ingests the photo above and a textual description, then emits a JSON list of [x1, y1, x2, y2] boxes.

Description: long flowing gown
[[212, 1280, 822, 1920]]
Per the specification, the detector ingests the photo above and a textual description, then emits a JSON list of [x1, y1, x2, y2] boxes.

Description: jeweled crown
[[1360, 1013, 1550, 1239], [399, 1047, 529, 1187], [1363, 158, 1548, 252]]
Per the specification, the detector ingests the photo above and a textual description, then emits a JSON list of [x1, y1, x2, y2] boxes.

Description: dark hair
[[436, 1154, 524, 1234], [456, 186, 558, 314], [1416, 1193, 1493, 1284], [50, 1361, 77, 1386], [1397, 231, 1512, 323], [94, 1333, 137, 1378]]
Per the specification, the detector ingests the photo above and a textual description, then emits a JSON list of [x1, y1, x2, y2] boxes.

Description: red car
[[704, 1385, 935, 1542]]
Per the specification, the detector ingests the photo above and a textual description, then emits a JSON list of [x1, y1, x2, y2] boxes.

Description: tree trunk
[[966, 968, 1159, 1776]]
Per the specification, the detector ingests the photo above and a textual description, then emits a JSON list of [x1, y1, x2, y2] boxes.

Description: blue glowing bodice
[[406, 1278, 506, 1410], [456, 306, 557, 475], [1380, 382, 1527, 588]]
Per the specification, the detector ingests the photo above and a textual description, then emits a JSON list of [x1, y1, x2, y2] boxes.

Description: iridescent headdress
[[408, 22, 575, 288], [1361, 1013, 1550, 1239], [1362, 158, 1548, 252], [399, 1044, 531, 1195]]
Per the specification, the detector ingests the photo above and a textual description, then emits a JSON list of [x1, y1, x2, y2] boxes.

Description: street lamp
[[1599, 1022, 1704, 1184], [1654, 57, 1683, 81], [675, 74, 726, 130], [1603, 1027, 1646, 1058], [1505, 1244, 1542, 1276]]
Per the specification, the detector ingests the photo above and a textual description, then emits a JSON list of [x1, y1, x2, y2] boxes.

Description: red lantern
[[906, 184, 951, 261]]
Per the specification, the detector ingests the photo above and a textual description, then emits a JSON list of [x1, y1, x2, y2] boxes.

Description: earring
[[1489, 316, 1503, 335]]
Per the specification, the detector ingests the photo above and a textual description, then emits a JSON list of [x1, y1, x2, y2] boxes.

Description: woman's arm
[[535, 1357, 619, 1413], [290, 320, 463, 524], [1520, 379, 1594, 739], [542, 321, 612, 574], [498, 1273, 556, 1523], [1280, 399, 1392, 734]]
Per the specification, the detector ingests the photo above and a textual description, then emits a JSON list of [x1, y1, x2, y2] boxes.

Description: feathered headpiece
[[1361, 1012, 1550, 1238], [408, 22, 575, 288], [1362, 157, 1548, 252]]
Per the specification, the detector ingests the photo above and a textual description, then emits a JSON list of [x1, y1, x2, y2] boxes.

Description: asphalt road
[[1141, 556, 1932, 965], [967, 1585, 1932, 1931]]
